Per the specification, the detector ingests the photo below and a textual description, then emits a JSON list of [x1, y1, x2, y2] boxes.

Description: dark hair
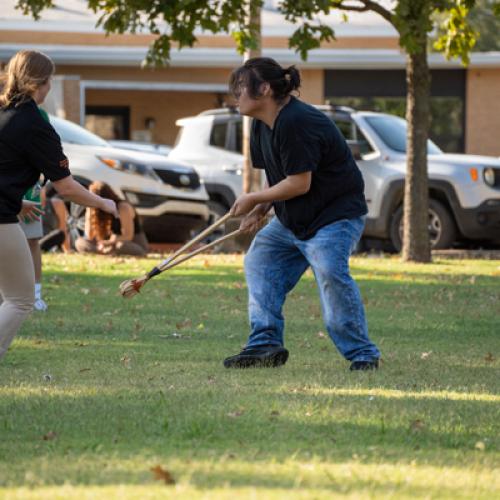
[[229, 57, 301, 103]]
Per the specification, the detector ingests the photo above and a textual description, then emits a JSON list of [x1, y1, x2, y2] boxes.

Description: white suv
[[169, 106, 500, 250], [50, 116, 209, 243]]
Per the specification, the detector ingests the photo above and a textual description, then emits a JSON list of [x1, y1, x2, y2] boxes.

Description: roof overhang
[[1, 43, 500, 69]]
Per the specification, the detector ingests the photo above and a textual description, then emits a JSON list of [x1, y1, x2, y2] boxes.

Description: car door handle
[[222, 165, 242, 174]]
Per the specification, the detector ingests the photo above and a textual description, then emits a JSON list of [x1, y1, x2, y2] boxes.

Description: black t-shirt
[[250, 96, 367, 239], [0, 99, 70, 223]]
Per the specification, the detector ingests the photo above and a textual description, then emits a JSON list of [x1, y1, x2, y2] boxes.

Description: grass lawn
[[0, 253, 499, 499]]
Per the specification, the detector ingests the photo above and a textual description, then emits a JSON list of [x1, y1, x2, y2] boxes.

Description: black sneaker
[[350, 359, 379, 371], [223, 345, 289, 369]]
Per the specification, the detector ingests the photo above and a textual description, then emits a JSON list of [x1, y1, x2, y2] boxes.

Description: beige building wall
[[466, 69, 500, 156], [57, 64, 324, 143], [86, 89, 223, 145]]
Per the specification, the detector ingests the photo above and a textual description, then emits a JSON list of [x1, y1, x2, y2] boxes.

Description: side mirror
[[347, 140, 363, 161]]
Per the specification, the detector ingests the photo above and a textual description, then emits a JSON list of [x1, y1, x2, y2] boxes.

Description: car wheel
[[389, 199, 457, 251], [67, 202, 86, 249]]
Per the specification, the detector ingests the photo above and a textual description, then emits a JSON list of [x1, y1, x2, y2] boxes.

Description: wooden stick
[[157, 212, 232, 272], [161, 229, 242, 271]]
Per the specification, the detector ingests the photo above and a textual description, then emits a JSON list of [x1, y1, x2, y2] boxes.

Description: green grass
[[0, 253, 499, 499]]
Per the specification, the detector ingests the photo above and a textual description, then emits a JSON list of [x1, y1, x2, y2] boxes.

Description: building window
[[85, 106, 130, 140], [325, 70, 466, 152]]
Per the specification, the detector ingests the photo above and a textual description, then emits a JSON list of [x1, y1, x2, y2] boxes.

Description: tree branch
[[359, 0, 394, 23], [333, 4, 369, 13], [330, 1, 393, 23]]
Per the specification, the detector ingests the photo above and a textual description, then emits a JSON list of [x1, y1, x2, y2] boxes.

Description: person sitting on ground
[[75, 181, 148, 257]]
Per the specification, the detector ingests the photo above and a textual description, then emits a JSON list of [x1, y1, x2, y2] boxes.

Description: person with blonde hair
[[0, 50, 118, 361]]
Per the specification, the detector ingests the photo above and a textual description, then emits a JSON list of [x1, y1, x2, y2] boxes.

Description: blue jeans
[[244, 216, 380, 362]]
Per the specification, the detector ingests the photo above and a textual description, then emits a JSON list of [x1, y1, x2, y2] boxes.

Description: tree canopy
[[15, 1, 500, 66]]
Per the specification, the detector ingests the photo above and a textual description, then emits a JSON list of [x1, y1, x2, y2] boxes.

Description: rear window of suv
[[365, 115, 442, 154], [210, 122, 228, 149]]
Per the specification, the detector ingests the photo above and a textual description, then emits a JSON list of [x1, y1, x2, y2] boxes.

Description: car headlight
[[97, 156, 160, 181], [483, 167, 495, 187]]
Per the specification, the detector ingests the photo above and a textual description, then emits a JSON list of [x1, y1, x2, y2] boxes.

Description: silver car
[[50, 116, 209, 243]]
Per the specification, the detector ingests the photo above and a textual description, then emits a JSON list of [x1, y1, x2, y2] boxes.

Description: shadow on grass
[[1, 262, 498, 490], [1, 375, 498, 474]]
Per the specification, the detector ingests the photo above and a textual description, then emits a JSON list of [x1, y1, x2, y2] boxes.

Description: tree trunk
[[242, 4, 261, 194], [402, 44, 431, 262]]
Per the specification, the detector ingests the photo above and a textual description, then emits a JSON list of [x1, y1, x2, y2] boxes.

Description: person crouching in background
[[75, 181, 148, 257]]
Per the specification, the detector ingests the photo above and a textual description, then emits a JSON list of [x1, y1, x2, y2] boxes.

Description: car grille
[[153, 169, 200, 189]]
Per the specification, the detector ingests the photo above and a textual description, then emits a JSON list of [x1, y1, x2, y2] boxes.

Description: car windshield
[[364, 115, 442, 154], [50, 116, 110, 147]]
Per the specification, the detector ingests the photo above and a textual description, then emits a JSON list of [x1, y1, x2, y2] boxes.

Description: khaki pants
[[0, 224, 35, 361]]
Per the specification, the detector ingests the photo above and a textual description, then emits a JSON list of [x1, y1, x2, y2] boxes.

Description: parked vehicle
[[108, 140, 172, 156], [169, 106, 500, 250], [50, 116, 209, 243]]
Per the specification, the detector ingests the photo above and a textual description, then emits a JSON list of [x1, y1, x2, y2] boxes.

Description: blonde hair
[[0, 50, 55, 108]]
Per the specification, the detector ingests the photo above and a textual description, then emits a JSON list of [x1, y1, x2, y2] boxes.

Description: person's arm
[[102, 203, 135, 244], [18, 200, 45, 222], [84, 208, 95, 240], [231, 171, 311, 218], [52, 176, 118, 217]]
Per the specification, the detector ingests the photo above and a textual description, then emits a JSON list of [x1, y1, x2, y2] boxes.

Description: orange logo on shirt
[[59, 158, 69, 169]]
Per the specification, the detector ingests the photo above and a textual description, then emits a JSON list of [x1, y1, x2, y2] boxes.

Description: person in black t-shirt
[[0, 50, 118, 362], [223, 57, 380, 371]]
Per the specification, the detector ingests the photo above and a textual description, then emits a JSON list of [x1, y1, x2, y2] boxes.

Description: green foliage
[[433, 1, 478, 64], [15, 0, 500, 65], [288, 23, 335, 61], [15, 0, 54, 20], [457, 0, 500, 51], [393, 0, 434, 53]]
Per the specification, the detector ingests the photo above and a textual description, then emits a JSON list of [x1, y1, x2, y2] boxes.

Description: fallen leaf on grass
[[81, 288, 90, 295], [227, 409, 245, 418], [410, 419, 425, 432], [120, 355, 131, 367], [150, 465, 175, 485], [42, 431, 57, 441], [79, 368, 91, 373], [317, 331, 326, 339], [420, 351, 432, 360], [158, 333, 189, 340], [475, 441, 486, 451], [484, 353, 495, 362], [176, 319, 192, 330]]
